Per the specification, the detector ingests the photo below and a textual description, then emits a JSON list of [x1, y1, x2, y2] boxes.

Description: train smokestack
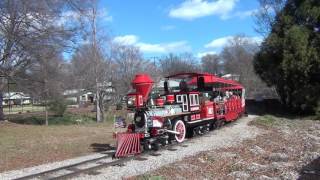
[[131, 74, 154, 102]]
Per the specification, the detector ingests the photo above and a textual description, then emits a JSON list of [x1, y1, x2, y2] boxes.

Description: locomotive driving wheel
[[173, 120, 186, 143]]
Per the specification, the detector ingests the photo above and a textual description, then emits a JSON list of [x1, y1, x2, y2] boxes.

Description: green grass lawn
[[3, 105, 45, 115]]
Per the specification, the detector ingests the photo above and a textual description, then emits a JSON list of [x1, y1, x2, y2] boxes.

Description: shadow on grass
[[90, 143, 115, 155], [298, 157, 320, 180], [246, 99, 317, 120]]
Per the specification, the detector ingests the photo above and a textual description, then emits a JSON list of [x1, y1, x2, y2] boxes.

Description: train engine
[[114, 73, 245, 157]]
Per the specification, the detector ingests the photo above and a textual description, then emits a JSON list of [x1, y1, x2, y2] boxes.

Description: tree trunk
[[0, 91, 4, 121], [96, 87, 102, 122], [45, 99, 48, 125]]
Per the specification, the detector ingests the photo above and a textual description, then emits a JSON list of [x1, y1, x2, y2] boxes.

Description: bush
[[48, 99, 67, 117], [10, 116, 45, 125], [9, 114, 96, 125], [48, 114, 95, 125]]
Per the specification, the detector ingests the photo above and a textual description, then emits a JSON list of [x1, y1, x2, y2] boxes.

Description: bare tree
[[18, 50, 65, 125], [70, 43, 110, 122], [111, 44, 157, 97], [159, 53, 200, 76], [254, 0, 286, 36], [201, 54, 221, 75], [71, 0, 113, 122], [220, 35, 274, 98], [0, 0, 87, 121]]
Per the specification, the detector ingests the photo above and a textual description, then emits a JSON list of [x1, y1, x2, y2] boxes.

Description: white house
[[63, 89, 94, 104], [2, 92, 31, 106]]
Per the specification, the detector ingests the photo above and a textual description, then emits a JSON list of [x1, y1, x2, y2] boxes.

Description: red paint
[[156, 98, 164, 106], [131, 74, 154, 102], [115, 133, 141, 157], [127, 93, 144, 107], [166, 94, 175, 104], [201, 101, 215, 118], [127, 124, 135, 133], [151, 128, 158, 136]]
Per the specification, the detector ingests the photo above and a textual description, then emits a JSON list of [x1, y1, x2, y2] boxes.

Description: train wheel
[[173, 120, 186, 143]]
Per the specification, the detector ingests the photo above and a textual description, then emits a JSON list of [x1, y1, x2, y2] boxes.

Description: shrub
[[48, 99, 67, 117]]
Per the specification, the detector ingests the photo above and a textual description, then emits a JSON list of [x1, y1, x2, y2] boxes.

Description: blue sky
[[98, 0, 261, 58]]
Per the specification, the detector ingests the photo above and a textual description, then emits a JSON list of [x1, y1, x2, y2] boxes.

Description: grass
[[253, 115, 279, 127], [0, 120, 115, 172], [3, 105, 45, 115], [8, 113, 97, 125], [0, 106, 131, 172], [139, 175, 165, 180], [6, 105, 129, 126]]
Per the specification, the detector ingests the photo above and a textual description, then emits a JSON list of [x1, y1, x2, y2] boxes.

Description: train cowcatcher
[[114, 72, 245, 157]]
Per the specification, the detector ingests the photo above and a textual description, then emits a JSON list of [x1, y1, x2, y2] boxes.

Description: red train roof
[[166, 72, 243, 89]]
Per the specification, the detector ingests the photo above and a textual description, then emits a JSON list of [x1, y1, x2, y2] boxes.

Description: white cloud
[[57, 11, 80, 26], [250, 36, 263, 44], [205, 35, 263, 49], [113, 35, 139, 45], [205, 36, 233, 48], [113, 35, 191, 54], [137, 41, 190, 53], [197, 51, 217, 58], [99, 8, 113, 22], [223, 9, 258, 20], [57, 8, 112, 26], [161, 25, 176, 31], [169, 0, 238, 20]]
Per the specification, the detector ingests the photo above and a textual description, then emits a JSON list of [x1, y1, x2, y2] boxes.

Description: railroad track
[[12, 141, 192, 180], [13, 122, 237, 180]]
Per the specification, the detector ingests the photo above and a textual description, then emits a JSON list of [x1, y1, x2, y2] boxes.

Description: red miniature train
[[114, 72, 245, 157]]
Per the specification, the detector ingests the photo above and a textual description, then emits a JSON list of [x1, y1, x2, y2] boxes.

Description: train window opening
[[183, 95, 188, 111], [190, 95, 194, 105], [189, 94, 199, 106]]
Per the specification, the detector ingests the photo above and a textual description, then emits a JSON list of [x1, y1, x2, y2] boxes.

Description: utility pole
[[149, 56, 158, 66], [90, 1, 102, 123]]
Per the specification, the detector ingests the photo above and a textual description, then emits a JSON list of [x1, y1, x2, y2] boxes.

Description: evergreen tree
[[254, 0, 320, 113]]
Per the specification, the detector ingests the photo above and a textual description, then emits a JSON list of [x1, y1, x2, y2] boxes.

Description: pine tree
[[254, 0, 320, 113]]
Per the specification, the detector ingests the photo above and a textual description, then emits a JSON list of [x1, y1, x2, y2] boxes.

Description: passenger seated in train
[[179, 81, 188, 92]]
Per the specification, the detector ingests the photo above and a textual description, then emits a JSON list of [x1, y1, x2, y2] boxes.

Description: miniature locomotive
[[114, 72, 245, 157]]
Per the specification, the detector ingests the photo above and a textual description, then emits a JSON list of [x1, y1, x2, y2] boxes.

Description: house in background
[[63, 89, 94, 107], [2, 92, 31, 106]]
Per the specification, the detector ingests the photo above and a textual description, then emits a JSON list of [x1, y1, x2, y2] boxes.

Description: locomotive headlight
[[127, 96, 136, 107]]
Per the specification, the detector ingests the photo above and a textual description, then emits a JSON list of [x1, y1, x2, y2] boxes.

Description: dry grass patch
[[0, 121, 115, 172]]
